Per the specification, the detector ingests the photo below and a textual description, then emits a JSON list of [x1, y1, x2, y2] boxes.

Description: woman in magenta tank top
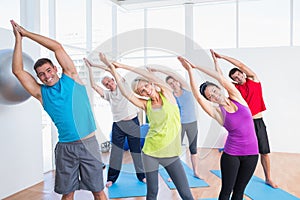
[[178, 49, 258, 200]]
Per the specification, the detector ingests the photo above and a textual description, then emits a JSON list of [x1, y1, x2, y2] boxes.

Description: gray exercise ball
[[0, 49, 35, 105]]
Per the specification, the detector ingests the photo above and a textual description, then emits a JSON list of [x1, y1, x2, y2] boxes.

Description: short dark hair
[[228, 68, 243, 80], [165, 75, 174, 83], [199, 81, 220, 100], [33, 58, 54, 71]]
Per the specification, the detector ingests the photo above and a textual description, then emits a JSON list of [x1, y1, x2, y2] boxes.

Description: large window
[[92, 0, 113, 50], [194, 2, 236, 49], [294, 0, 300, 46], [117, 8, 144, 34], [56, 0, 86, 49], [147, 5, 184, 35], [239, 0, 290, 47], [0, 0, 19, 30]]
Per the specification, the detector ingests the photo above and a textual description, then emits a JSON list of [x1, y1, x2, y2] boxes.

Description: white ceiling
[[109, 0, 238, 10]]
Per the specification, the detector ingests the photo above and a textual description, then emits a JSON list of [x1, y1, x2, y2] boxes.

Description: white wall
[[0, 28, 43, 199], [198, 47, 300, 153]]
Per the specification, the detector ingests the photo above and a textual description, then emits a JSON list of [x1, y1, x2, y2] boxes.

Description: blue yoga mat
[[107, 164, 146, 199], [198, 198, 219, 200], [210, 170, 300, 200], [199, 198, 246, 200], [159, 161, 209, 189]]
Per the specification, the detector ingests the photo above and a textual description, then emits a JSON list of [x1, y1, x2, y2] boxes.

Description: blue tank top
[[175, 89, 197, 124], [220, 99, 258, 156], [41, 74, 96, 142]]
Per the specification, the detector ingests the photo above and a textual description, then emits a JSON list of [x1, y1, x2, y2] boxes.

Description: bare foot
[[142, 178, 147, 183], [106, 181, 113, 188], [167, 178, 172, 182], [266, 180, 278, 188], [193, 172, 203, 179]]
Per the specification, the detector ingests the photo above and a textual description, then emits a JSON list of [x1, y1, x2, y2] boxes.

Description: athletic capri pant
[[181, 121, 198, 155], [142, 152, 194, 200]]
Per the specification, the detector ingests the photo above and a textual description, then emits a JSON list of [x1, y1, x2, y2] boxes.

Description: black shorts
[[253, 118, 270, 154]]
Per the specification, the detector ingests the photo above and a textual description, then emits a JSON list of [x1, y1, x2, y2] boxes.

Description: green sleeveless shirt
[[142, 93, 181, 157]]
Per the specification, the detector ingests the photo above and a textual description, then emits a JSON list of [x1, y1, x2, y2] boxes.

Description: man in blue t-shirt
[[11, 20, 107, 200]]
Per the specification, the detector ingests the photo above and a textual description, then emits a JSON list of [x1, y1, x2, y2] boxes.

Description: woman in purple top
[[178, 49, 258, 200]]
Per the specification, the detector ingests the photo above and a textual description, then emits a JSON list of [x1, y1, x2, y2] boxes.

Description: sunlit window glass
[[0, 0, 20, 29], [92, 0, 112, 49], [193, 2, 236, 49], [239, 0, 290, 47], [147, 5, 184, 35], [118, 8, 144, 34], [293, 0, 300, 46], [56, 0, 86, 49]]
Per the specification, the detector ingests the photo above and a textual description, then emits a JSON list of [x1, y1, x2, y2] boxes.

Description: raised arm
[[182, 53, 241, 101], [83, 58, 105, 97], [181, 52, 247, 105], [112, 62, 177, 104], [99, 53, 175, 104], [146, 65, 190, 90], [11, 20, 42, 102], [213, 51, 258, 81], [210, 50, 223, 76], [85, 54, 112, 73], [113, 62, 172, 93], [11, 20, 80, 82], [209, 49, 241, 100], [177, 56, 223, 125], [98, 53, 146, 110]]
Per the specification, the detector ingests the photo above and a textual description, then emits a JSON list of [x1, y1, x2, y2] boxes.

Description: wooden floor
[[4, 148, 300, 200]]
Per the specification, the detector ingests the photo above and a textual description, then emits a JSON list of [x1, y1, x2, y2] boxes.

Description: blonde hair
[[131, 76, 149, 94]]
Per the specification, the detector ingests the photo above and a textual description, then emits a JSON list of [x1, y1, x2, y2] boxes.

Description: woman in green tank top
[[99, 53, 194, 200]]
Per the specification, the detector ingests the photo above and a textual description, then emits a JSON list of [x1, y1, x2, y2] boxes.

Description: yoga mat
[[107, 164, 146, 199], [159, 161, 209, 189], [199, 198, 246, 200], [210, 170, 300, 200], [199, 198, 219, 200]]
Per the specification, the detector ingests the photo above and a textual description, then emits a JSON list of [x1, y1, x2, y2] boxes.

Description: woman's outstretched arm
[[177, 56, 223, 125], [99, 53, 146, 110]]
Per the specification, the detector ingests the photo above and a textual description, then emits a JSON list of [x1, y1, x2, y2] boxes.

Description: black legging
[[219, 152, 258, 200], [107, 117, 145, 183]]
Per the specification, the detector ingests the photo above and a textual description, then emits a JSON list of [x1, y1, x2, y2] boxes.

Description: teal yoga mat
[[199, 198, 246, 200], [107, 164, 146, 199], [199, 198, 219, 200], [210, 170, 300, 200], [159, 161, 209, 189]]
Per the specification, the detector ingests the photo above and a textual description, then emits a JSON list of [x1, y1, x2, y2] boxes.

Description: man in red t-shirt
[[213, 51, 278, 188]]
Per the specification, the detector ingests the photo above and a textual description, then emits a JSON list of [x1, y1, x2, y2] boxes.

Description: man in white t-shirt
[[84, 58, 146, 188]]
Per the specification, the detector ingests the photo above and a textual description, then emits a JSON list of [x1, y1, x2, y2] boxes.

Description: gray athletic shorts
[[54, 136, 104, 194]]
